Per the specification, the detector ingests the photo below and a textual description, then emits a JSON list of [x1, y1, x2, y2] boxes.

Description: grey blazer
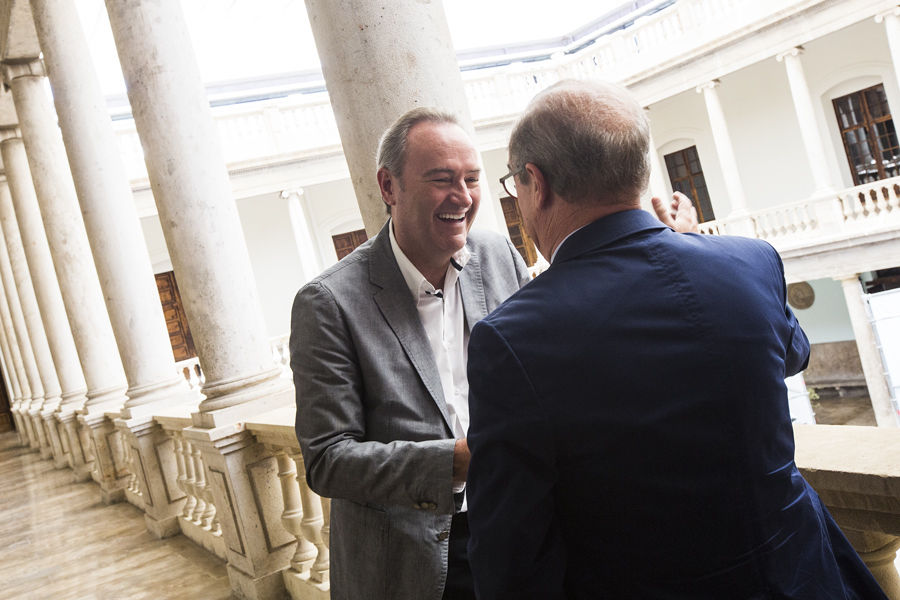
[[290, 221, 530, 600]]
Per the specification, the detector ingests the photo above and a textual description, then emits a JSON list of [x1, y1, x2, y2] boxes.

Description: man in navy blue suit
[[465, 79, 887, 599]]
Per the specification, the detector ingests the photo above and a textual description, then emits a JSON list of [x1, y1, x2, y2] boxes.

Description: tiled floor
[[0, 431, 232, 599]]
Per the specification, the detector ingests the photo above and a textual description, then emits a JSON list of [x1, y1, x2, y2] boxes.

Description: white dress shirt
[[389, 223, 471, 503], [389, 223, 471, 438]]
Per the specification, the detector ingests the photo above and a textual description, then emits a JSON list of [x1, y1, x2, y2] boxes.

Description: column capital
[[695, 79, 720, 94], [875, 7, 900, 23], [0, 126, 21, 144], [1, 59, 46, 86], [835, 273, 862, 285], [279, 187, 305, 201], [775, 46, 804, 62]]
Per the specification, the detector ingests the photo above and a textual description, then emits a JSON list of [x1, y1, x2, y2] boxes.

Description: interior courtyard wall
[[805, 19, 900, 189], [793, 278, 856, 344], [649, 90, 731, 217], [140, 214, 172, 274], [713, 60, 813, 209], [301, 178, 364, 268], [235, 193, 305, 339]]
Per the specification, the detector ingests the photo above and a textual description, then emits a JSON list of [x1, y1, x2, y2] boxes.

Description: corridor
[[0, 431, 231, 599]]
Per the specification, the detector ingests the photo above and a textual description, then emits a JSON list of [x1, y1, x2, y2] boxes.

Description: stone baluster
[[182, 438, 203, 522], [0, 131, 92, 480], [191, 444, 213, 529], [274, 449, 317, 575], [0, 177, 66, 467], [292, 450, 330, 584], [174, 434, 197, 521], [2, 59, 130, 502]]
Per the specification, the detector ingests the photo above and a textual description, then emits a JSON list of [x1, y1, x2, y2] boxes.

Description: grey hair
[[376, 107, 460, 214], [509, 79, 650, 204], [377, 107, 460, 176]]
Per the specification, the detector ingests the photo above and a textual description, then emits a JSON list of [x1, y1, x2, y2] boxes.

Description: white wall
[[140, 214, 172, 274], [805, 19, 899, 189], [236, 192, 306, 338], [302, 178, 365, 269], [792, 278, 855, 344]]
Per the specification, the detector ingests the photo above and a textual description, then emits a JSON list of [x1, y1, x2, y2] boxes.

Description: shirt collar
[[388, 219, 471, 299], [550, 223, 588, 264]]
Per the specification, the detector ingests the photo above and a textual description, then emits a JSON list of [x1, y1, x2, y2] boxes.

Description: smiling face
[[379, 121, 481, 280]]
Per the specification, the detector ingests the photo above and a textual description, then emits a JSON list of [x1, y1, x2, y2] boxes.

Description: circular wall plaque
[[787, 282, 815, 310]]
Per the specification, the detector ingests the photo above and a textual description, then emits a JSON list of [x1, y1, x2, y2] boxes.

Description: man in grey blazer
[[291, 108, 530, 600], [290, 107, 695, 600]]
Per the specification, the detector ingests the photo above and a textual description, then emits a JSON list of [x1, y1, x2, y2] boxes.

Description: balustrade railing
[[694, 175, 900, 250], [247, 407, 331, 599], [111, 0, 818, 184]]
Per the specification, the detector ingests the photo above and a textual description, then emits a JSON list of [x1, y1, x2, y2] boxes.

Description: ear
[[524, 163, 552, 209], [377, 168, 398, 208]]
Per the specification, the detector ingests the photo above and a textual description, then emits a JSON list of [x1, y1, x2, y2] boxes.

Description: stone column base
[[844, 530, 900, 599], [227, 564, 288, 600], [43, 412, 68, 469], [115, 414, 188, 539], [79, 412, 129, 504], [181, 516, 226, 560], [144, 512, 181, 539], [185, 405, 295, 600], [283, 570, 329, 600]]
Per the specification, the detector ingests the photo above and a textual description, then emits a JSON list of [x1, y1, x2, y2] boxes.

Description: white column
[[876, 8, 900, 95], [776, 47, 837, 194], [0, 305, 21, 404], [697, 80, 749, 216], [104, 0, 289, 426], [0, 178, 66, 465], [0, 132, 92, 479], [646, 126, 670, 210], [0, 220, 47, 453], [2, 60, 128, 416], [3, 60, 128, 497], [0, 289, 25, 443], [30, 0, 190, 420], [838, 275, 898, 427], [283, 188, 324, 283], [305, 0, 478, 237]]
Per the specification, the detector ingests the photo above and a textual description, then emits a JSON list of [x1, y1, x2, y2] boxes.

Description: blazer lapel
[[458, 247, 487, 335], [369, 223, 455, 432]]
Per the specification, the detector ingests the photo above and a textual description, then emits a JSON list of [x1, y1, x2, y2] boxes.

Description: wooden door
[[155, 271, 196, 362], [332, 228, 369, 260], [500, 196, 538, 267]]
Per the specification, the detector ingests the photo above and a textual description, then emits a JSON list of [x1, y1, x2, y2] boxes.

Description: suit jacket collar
[[368, 221, 486, 432], [553, 209, 668, 265]]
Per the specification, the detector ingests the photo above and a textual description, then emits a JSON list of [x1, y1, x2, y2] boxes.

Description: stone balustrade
[[175, 357, 205, 392], [108, 0, 819, 186], [794, 424, 900, 598], [697, 175, 900, 249], [9, 369, 900, 599]]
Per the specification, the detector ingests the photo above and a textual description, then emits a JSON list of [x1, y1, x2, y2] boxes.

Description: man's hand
[[651, 191, 699, 233], [452, 438, 470, 486]]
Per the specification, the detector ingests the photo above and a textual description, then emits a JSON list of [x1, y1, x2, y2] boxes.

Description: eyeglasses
[[499, 166, 525, 199]]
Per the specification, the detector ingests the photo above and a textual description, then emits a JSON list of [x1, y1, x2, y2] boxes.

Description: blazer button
[[437, 530, 450, 541]]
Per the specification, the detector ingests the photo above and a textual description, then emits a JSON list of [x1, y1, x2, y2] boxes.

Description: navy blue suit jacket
[[466, 209, 886, 599]]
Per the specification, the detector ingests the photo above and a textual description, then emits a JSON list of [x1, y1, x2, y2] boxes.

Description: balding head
[[509, 79, 650, 205]]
